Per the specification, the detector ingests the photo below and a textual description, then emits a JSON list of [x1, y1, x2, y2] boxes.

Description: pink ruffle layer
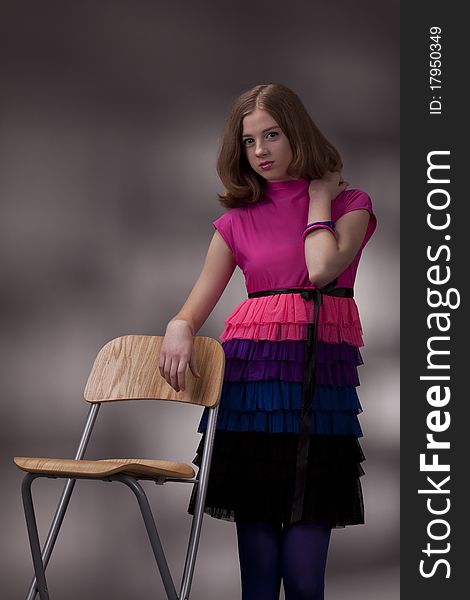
[[220, 293, 364, 347]]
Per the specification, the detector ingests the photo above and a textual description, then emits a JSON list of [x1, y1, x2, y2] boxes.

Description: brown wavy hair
[[216, 83, 343, 208]]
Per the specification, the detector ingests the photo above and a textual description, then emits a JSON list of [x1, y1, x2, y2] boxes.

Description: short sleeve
[[336, 189, 377, 249], [213, 211, 236, 257]]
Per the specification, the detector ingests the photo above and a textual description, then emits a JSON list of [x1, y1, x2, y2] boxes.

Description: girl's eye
[[243, 131, 279, 146]]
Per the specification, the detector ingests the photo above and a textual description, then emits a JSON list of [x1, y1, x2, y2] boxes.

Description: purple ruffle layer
[[222, 339, 363, 387]]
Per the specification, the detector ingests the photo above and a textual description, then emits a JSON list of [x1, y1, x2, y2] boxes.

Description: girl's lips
[[260, 161, 274, 170]]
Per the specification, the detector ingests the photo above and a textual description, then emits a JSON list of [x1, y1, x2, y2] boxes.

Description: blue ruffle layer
[[198, 382, 363, 436]]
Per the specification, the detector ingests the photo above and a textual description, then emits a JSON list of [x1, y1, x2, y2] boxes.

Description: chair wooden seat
[[14, 456, 195, 479]]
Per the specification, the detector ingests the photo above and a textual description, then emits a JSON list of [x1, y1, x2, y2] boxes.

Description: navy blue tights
[[235, 519, 331, 600]]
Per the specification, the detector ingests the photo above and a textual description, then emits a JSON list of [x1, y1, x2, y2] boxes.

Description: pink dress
[[188, 177, 377, 527]]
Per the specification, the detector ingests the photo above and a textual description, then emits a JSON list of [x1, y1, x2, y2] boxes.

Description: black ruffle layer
[[187, 430, 365, 528]]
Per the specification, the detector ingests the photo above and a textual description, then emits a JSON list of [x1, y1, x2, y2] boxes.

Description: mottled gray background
[[1, 1, 399, 598]]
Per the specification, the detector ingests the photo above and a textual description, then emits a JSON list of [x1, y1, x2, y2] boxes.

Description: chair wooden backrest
[[84, 334, 224, 406]]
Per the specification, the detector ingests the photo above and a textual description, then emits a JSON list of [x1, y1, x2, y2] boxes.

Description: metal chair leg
[[25, 403, 100, 600], [118, 475, 179, 600], [21, 474, 50, 600], [179, 405, 219, 600], [179, 481, 203, 600]]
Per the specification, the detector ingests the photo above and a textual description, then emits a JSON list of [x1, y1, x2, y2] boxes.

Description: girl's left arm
[[304, 171, 371, 288]]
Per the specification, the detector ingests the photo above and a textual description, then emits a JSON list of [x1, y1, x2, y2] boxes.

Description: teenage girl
[[159, 82, 377, 600]]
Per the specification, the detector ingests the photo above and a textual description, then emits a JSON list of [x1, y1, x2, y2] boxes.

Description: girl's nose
[[255, 140, 268, 156]]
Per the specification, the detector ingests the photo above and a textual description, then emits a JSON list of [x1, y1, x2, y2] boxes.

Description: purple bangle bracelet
[[302, 220, 335, 232], [302, 223, 336, 241]]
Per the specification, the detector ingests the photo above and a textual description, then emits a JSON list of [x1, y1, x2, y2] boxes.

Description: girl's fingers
[[160, 354, 168, 382], [159, 351, 191, 392], [158, 352, 166, 379], [178, 363, 186, 392], [169, 358, 179, 392]]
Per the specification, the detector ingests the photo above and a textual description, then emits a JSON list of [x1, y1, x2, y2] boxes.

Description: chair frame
[[16, 335, 223, 600]]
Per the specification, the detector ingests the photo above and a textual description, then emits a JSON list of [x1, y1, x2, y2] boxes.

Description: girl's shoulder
[[213, 201, 258, 227], [211, 208, 241, 258], [212, 203, 260, 260], [332, 188, 375, 217]]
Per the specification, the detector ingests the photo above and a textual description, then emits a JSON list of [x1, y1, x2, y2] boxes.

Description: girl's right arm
[[159, 230, 236, 392]]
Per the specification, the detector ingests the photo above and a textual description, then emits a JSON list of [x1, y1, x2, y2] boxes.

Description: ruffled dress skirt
[[187, 293, 366, 528]]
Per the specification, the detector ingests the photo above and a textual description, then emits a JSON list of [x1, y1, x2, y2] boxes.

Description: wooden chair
[[14, 334, 224, 600]]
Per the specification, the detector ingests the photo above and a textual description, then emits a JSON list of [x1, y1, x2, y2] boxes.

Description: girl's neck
[[266, 177, 309, 191]]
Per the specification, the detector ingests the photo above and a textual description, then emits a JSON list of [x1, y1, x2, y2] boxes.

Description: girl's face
[[241, 108, 296, 182]]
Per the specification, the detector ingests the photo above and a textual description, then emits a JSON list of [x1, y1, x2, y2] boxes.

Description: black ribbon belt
[[248, 279, 354, 524]]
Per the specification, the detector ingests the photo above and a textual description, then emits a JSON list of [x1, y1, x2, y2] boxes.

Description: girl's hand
[[159, 320, 201, 392], [308, 170, 349, 202]]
